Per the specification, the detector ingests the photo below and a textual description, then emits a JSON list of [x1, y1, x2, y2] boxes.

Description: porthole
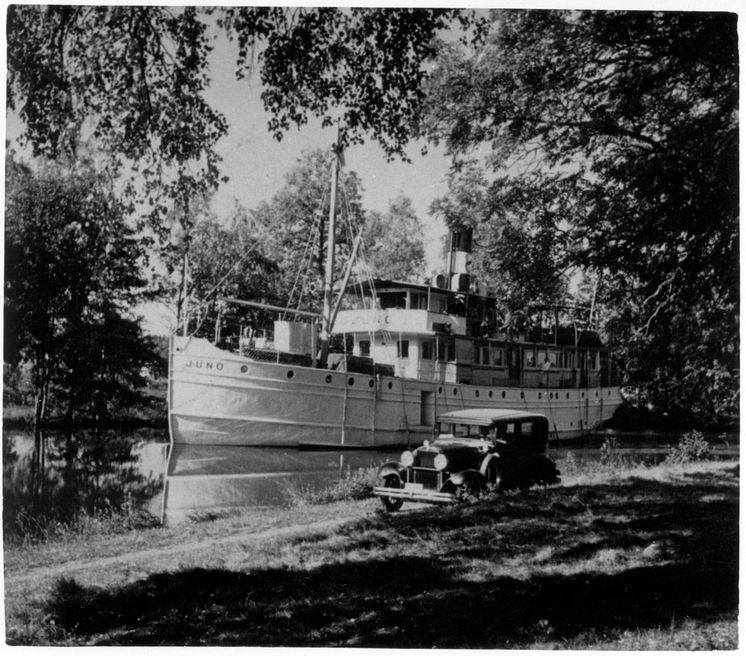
[[538, 392, 542, 399], [387, 381, 393, 390], [286, 370, 295, 379], [438, 386, 443, 394], [608, 390, 611, 396], [475, 390, 480, 398], [520, 392, 525, 399], [570, 422, 574, 427], [566, 392, 570, 399], [581, 392, 585, 399], [501, 391, 506, 399], [368, 380, 375, 388], [489, 391, 493, 399], [348, 377, 355, 386], [325, 374, 332, 384], [595, 391, 599, 398], [240, 365, 248, 373]]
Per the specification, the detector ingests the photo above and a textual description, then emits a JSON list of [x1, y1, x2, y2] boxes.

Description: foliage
[[284, 464, 379, 506], [665, 431, 711, 465], [7, 5, 227, 236], [362, 195, 426, 281], [4, 157, 161, 421], [7, 6, 485, 236], [184, 209, 282, 338], [250, 149, 367, 314], [423, 10, 738, 422]]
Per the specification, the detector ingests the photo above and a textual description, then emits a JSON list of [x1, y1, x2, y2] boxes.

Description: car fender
[[448, 469, 485, 488], [479, 453, 500, 477], [377, 462, 404, 481]]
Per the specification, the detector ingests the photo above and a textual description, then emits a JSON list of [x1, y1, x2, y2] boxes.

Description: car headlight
[[400, 450, 414, 467], [433, 453, 448, 470]]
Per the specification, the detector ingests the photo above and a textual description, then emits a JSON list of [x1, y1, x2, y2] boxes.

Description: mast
[[318, 127, 342, 367], [181, 240, 190, 337]]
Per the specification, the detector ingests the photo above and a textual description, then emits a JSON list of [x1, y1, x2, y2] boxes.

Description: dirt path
[[5, 512, 370, 589]]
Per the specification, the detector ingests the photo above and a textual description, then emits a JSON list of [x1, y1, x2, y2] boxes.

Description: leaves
[[423, 10, 738, 420], [362, 195, 426, 281], [4, 157, 159, 420]]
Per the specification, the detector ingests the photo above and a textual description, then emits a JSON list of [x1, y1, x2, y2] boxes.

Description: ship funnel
[[448, 226, 472, 292]]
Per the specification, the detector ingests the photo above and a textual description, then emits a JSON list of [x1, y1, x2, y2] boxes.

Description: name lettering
[[185, 359, 224, 371]]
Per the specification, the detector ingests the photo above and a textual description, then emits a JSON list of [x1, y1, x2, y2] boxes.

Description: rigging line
[[284, 208, 323, 318], [187, 238, 264, 315]]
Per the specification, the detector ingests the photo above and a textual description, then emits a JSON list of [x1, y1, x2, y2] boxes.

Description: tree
[[250, 149, 367, 313], [185, 209, 283, 339], [7, 7, 485, 229], [4, 158, 160, 423], [362, 195, 426, 281], [423, 10, 738, 422]]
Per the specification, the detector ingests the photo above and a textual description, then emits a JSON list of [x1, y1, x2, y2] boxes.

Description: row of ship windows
[[263, 366, 613, 398]]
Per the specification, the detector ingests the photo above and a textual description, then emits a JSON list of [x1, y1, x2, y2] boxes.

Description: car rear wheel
[[379, 474, 404, 512]]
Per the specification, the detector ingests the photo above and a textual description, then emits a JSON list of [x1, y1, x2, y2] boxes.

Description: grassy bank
[[4, 456, 738, 648]]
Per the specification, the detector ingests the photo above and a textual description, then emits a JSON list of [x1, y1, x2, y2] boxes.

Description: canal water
[[3, 427, 738, 527]]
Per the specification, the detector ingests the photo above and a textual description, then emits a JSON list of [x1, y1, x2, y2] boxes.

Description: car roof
[[436, 408, 548, 426]]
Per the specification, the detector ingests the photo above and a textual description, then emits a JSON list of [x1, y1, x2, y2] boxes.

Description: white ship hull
[[169, 336, 623, 448]]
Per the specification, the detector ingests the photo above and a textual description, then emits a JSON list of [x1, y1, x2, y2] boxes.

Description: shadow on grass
[[41, 468, 738, 647]]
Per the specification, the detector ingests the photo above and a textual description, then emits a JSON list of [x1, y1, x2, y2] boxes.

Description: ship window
[[525, 352, 536, 367], [410, 292, 428, 310], [447, 342, 456, 361], [437, 341, 446, 361], [379, 292, 406, 309], [473, 345, 480, 365], [491, 348, 504, 366], [397, 340, 409, 358], [422, 341, 434, 360], [359, 340, 370, 357]]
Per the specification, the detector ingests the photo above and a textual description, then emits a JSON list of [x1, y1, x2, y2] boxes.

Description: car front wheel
[[379, 473, 404, 512]]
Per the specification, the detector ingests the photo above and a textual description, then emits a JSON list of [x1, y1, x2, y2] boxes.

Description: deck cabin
[[333, 278, 615, 389]]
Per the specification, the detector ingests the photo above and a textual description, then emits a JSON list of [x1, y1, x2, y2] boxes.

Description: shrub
[[599, 437, 622, 467], [665, 430, 711, 464], [286, 465, 379, 506]]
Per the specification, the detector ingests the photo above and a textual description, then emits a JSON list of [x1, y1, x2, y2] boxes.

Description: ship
[[168, 217, 623, 447]]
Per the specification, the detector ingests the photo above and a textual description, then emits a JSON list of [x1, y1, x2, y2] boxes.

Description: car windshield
[[440, 421, 527, 441]]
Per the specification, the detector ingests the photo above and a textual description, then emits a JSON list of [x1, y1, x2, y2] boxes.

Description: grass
[[4, 456, 738, 648]]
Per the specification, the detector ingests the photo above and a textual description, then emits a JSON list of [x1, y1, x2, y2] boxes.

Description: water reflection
[[163, 444, 399, 524], [3, 428, 168, 538], [161, 430, 738, 524], [5, 427, 737, 530]]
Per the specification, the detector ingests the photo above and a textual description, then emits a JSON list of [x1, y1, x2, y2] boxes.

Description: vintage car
[[373, 409, 560, 511]]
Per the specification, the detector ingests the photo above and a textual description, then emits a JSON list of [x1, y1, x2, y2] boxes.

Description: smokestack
[[449, 226, 472, 292]]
